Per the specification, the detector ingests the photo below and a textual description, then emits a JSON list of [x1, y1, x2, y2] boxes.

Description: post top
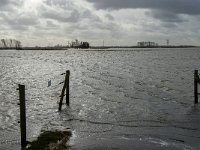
[[66, 70, 70, 75]]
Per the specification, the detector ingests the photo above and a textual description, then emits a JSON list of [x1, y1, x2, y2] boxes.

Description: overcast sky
[[0, 0, 200, 46]]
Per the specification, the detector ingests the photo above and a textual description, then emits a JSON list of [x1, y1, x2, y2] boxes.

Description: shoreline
[[0, 45, 197, 50]]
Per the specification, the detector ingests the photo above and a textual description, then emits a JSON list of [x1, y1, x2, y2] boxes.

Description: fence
[[15, 69, 199, 148], [16, 70, 70, 148]]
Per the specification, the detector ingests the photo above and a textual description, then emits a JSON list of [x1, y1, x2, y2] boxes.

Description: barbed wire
[[0, 139, 20, 144], [0, 71, 67, 100]]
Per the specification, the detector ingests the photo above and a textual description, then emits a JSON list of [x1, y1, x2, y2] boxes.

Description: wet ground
[[0, 48, 200, 149]]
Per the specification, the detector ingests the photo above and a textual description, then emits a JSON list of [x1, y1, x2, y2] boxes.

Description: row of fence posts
[[16, 70, 70, 148], [16, 70, 199, 148]]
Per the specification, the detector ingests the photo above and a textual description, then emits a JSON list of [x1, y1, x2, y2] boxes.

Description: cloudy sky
[[0, 0, 200, 46]]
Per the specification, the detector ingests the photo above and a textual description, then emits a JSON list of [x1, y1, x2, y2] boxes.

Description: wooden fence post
[[59, 81, 66, 111], [18, 84, 27, 148], [59, 70, 70, 111], [66, 70, 70, 106], [194, 70, 198, 104]]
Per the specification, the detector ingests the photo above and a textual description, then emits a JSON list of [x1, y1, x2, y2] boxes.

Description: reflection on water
[[0, 48, 200, 149]]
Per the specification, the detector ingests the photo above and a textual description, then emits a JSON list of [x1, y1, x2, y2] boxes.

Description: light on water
[[0, 48, 200, 150]]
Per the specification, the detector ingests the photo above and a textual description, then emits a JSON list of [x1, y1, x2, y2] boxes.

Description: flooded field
[[0, 48, 200, 149]]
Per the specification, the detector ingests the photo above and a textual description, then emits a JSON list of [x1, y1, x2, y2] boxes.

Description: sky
[[0, 0, 200, 46]]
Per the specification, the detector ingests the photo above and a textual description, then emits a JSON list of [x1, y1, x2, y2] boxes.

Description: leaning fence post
[[59, 70, 70, 111], [17, 84, 27, 148], [59, 82, 66, 111], [194, 70, 198, 104], [66, 70, 70, 106]]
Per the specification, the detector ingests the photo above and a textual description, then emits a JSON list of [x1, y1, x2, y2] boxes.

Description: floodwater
[[0, 48, 200, 150]]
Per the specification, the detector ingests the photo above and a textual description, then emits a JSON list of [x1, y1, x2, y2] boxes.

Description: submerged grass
[[26, 130, 72, 150]]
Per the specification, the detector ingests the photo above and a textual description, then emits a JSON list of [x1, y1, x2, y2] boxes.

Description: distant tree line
[[0, 39, 22, 49]]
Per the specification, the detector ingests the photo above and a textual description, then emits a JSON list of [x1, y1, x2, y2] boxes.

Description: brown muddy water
[[0, 48, 200, 150]]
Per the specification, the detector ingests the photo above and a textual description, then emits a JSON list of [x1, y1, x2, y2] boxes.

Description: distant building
[[137, 41, 158, 47], [71, 39, 90, 49]]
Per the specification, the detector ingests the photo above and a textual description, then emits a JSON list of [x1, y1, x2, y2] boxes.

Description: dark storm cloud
[[46, 20, 57, 28], [87, 0, 200, 14], [41, 9, 80, 23], [1, 12, 38, 25], [0, 0, 8, 6], [87, 0, 200, 22], [0, 0, 22, 11], [0, 11, 39, 31], [147, 10, 186, 23], [0, 0, 17, 7], [40, 0, 82, 23], [105, 14, 114, 21], [41, 0, 101, 23], [43, 0, 71, 9]]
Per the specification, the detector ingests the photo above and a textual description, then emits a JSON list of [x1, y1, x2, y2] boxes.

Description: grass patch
[[26, 130, 72, 150]]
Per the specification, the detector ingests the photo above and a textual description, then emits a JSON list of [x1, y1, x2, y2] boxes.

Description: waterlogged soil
[[0, 48, 200, 150]]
